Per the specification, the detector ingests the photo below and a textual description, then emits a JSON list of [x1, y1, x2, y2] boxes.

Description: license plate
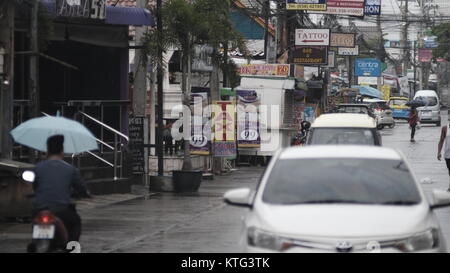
[[32, 225, 55, 239], [422, 111, 432, 117]]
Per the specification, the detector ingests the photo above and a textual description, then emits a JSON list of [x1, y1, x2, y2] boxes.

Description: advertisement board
[[311, 0, 365, 17], [355, 59, 382, 77], [287, 0, 327, 10], [212, 101, 236, 157], [330, 33, 356, 48], [419, 49, 433, 62], [190, 92, 211, 155], [358, 77, 380, 85], [237, 90, 261, 148], [337, 46, 359, 56], [295, 29, 331, 46], [291, 46, 328, 65], [364, 0, 381, 15], [239, 64, 290, 77]]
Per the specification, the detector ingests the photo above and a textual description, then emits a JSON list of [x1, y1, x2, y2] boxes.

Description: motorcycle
[[22, 170, 81, 253], [292, 121, 311, 146]]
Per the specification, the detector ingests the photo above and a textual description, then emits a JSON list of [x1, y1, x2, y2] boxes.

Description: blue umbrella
[[351, 85, 383, 99], [10, 114, 98, 154]]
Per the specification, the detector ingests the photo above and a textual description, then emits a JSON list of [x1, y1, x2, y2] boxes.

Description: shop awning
[[106, 6, 155, 27], [351, 85, 383, 99]]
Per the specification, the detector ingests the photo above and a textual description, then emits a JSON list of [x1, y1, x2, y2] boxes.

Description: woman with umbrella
[[406, 99, 426, 143]]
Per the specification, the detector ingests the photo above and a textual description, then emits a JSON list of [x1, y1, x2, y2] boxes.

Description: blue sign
[[364, 0, 381, 15], [355, 59, 382, 77]]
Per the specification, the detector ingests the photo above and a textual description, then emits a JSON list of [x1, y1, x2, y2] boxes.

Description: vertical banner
[[190, 92, 211, 155], [237, 90, 261, 148], [129, 116, 145, 174], [212, 101, 237, 157], [381, 85, 391, 101]]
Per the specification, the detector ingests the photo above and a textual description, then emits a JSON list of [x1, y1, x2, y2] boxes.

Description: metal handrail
[[79, 111, 129, 142], [86, 151, 114, 167]]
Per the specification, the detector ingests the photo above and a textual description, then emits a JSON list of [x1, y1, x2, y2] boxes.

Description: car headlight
[[247, 227, 293, 251], [394, 229, 440, 252]]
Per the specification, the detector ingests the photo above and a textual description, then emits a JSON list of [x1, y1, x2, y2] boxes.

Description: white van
[[413, 90, 441, 126]]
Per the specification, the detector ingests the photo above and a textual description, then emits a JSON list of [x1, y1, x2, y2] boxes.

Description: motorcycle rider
[[32, 135, 90, 244]]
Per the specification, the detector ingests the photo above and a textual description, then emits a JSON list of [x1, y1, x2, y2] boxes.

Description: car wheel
[[437, 120, 441, 127], [377, 125, 384, 130]]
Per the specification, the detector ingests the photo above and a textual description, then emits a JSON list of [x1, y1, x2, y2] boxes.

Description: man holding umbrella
[[32, 135, 91, 242]]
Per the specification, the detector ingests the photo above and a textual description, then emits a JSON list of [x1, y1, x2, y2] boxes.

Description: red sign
[[419, 49, 433, 63]]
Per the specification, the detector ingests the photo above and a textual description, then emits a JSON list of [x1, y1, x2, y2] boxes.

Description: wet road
[[1, 112, 450, 253]]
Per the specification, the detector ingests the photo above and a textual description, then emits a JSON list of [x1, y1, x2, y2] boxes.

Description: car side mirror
[[430, 189, 450, 209], [223, 188, 253, 208]]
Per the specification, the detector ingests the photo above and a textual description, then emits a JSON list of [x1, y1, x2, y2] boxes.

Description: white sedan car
[[224, 146, 450, 253]]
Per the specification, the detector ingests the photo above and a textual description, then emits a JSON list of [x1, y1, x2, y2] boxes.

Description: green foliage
[[432, 22, 450, 61]]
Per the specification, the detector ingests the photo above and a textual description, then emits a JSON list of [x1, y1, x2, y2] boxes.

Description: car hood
[[254, 203, 433, 239]]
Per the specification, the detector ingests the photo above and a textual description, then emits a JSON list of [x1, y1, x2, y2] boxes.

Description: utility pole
[[156, 0, 164, 176], [400, 0, 409, 76], [134, 0, 147, 117], [263, 0, 270, 63], [0, 0, 15, 159], [30, 0, 39, 118]]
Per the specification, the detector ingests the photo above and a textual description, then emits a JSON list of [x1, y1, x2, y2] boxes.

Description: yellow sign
[[381, 85, 391, 101]]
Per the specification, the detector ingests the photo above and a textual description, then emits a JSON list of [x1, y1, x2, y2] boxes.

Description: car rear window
[[309, 128, 376, 145], [416, 96, 438, 107], [262, 158, 421, 205]]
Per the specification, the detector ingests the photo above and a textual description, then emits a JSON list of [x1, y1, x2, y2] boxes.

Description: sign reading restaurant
[[286, 0, 327, 11], [291, 46, 328, 66], [57, 0, 106, 20], [295, 29, 331, 46]]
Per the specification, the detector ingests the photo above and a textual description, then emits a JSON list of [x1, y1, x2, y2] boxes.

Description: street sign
[[295, 29, 330, 46], [355, 59, 382, 77], [291, 46, 328, 66], [330, 33, 355, 48], [310, 0, 365, 17], [337, 46, 359, 56], [364, 0, 381, 15], [286, 0, 327, 11]]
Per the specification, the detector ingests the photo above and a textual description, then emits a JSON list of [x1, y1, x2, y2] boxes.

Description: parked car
[[334, 103, 376, 119], [224, 145, 450, 253], [363, 99, 395, 130], [414, 90, 441, 126], [306, 113, 381, 146], [389, 97, 411, 120]]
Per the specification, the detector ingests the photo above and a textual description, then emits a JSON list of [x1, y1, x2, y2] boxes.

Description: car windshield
[[337, 106, 368, 114], [390, 99, 408, 106], [309, 128, 375, 145], [262, 158, 421, 205], [417, 96, 438, 106]]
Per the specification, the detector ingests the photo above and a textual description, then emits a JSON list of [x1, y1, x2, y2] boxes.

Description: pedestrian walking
[[164, 122, 174, 156], [437, 121, 450, 191], [408, 108, 419, 142]]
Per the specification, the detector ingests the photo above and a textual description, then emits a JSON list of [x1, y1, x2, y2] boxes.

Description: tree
[[432, 22, 450, 61], [142, 0, 247, 172]]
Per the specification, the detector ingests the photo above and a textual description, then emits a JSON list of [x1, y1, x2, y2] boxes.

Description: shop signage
[[129, 116, 145, 174], [190, 92, 211, 155], [358, 77, 380, 85], [237, 90, 261, 148], [295, 29, 330, 46], [330, 33, 355, 48], [311, 0, 365, 17], [337, 45, 359, 56], [324, 51, 336, 68], [364, 0, 381, 15], [212, 100, 236, 158], [355, 59, 382, 77], [56, 0, 106, 20], [419, 49, 433, 63], [239, 64, 290, 77], [287, 0, 327, 11], [291, 46, 328, 66]]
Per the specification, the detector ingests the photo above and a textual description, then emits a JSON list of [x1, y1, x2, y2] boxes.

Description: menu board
[[129, 116, 145, 174]]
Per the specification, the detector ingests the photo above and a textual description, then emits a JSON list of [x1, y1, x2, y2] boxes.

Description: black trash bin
[[172, 170, 203, 192]]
